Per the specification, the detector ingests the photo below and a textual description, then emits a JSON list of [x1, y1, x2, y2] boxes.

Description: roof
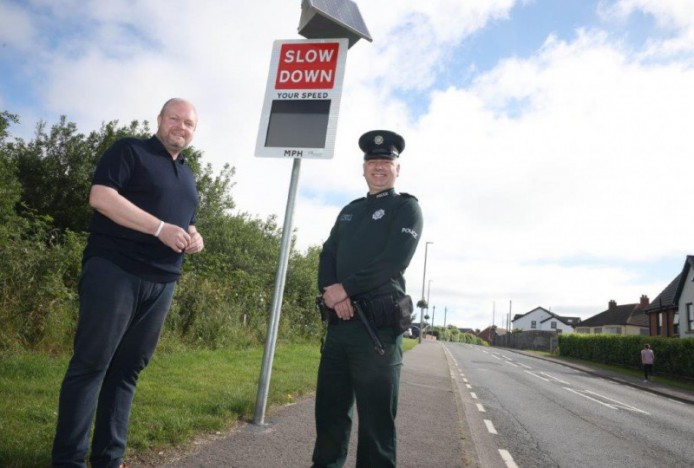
[[644, 255, 694, 313], [644, 273, 681, 312], [578, 303, 649, 328], [542, 315, 581, 325], [512, 306, 580, 327], [513, 306, 550, 320]]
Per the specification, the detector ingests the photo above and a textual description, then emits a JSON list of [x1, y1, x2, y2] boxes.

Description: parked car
[[406, 326, 420, 339]]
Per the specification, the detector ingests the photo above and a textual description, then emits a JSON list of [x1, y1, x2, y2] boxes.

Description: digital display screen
[[265, 99, 331, 148]]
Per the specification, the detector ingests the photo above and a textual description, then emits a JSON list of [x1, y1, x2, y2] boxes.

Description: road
[[444, 343, 694, 468]]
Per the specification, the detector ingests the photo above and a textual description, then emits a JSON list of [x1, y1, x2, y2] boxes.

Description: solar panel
[[298, 0, 372, 48]]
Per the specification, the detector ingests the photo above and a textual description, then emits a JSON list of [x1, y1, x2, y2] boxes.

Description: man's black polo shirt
[[84, 135, 199, 283]]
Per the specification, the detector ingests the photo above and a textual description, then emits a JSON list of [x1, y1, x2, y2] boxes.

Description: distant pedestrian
[[641, 343, 655, 383]]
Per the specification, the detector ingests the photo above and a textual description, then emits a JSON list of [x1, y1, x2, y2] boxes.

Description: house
[[574, 296, 649, 335], [512, 307, 580, 334], [643, 255, 694, 338]]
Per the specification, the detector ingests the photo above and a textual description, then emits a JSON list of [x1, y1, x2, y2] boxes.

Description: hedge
[[558, 334, 694, 378]]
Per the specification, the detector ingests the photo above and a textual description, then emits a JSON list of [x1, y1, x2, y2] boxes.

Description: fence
[[492, 330, 559, 353]]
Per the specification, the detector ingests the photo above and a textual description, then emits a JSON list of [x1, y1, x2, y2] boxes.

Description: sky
[[2, 0, 694, 331]]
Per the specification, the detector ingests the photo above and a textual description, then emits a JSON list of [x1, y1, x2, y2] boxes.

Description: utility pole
[[418, 241, 433, 343]]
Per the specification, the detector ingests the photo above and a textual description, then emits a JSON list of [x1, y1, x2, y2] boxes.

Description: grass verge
[[0, 343, 321, 467], [1, 340, 419, 467]]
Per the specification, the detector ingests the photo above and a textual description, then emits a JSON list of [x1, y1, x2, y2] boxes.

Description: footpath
[[143, 341, 476, 468], [131, 342, 694, 467]]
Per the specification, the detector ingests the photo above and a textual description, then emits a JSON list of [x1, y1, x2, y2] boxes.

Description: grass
[[1, 339, 420, 467], [0, 343, 321, 468]]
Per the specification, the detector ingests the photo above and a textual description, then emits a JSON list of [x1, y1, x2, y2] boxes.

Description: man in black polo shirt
[[312, 130, 423, 468], [52, 98, 204, 468]]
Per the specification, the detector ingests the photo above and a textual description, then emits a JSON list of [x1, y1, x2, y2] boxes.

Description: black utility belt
[[327, 313, 357, 325], [332, 294, 414, 334]]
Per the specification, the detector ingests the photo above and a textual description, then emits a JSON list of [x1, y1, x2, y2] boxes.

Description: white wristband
[[154, 220, 165, 238]]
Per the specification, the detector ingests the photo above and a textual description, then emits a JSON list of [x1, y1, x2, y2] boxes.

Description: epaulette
[[398, 192, 418, 201], [347, 197, 366, 205]]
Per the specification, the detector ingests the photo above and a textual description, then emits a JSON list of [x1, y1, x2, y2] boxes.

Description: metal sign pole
[[251, 0, 372, 429], [253, 157, 302, 425]]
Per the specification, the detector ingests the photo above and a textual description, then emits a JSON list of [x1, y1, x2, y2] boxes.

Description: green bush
[[0, 112, 323, 354], [0, 219, 84, 354]]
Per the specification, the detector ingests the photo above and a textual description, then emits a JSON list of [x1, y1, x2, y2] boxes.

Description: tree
[[7, 118, 151, 233], [0, 111, 323, 351], [0, 111, 21, 223], [282, 246, 322, 339]]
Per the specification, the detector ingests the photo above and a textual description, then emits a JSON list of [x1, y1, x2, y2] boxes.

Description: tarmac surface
[[509, 347, 694, 406], [131, 341, 694, 467]]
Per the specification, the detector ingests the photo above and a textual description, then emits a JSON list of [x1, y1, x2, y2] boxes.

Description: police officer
[[312, 130, 423, 467]]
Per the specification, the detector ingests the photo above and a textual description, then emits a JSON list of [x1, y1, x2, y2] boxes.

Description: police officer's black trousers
[[312, 320, 403, 468]]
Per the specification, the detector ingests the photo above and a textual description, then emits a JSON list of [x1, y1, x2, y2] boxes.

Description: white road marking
[[564, 387, 617, 409], [466, 384, 472, 389], [499, 449, 519, 468], [505, 361, 519, 368], [463, 378, 469, 382], [539, 372, 570, 385], [470, 392, 478, 399], [583, 390, 650, 414], [524, 370, 550, 382], [484, 419, 498, 434], [477, 403, 486, 412], [492, 354, 502, 360], [517, 362, 532, 369]]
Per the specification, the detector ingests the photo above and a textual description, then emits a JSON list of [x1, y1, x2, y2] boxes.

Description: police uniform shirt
[[318, 187, 423, 299]]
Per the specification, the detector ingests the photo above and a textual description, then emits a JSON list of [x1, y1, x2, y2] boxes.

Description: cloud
[[606, 0, 694, 31], [4, 0, 694, 330], [0, 2, 35, 52], [400, 20, 694, 327], [601, 0, 694, 58]]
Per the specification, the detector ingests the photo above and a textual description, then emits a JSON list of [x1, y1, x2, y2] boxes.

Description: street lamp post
[[418, 241, 433, 343], [427, 280, 433, 307], [432, 305, 436, 332], [425, 279, 433, 339]]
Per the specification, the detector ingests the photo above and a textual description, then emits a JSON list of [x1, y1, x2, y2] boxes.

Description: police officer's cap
[[359, 130, 405, 160]]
